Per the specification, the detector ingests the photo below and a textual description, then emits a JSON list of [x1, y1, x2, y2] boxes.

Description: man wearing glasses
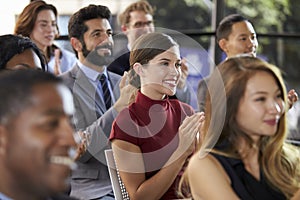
[[108, 0, 192, 105], [108, 0, 154, 76]]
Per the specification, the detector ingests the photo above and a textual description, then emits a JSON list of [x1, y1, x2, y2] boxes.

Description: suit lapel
[[71, 65, 107, 115]]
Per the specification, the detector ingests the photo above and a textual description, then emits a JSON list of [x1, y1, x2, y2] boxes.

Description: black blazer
[[108, 48, 130, 76]]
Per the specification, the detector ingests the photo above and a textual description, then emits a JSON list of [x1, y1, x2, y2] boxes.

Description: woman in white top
[[14, 0, 77, 75]]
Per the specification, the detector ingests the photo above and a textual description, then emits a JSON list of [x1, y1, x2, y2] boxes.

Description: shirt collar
[[0, 192, 13, 200], [127, 43, 131, 51], [77, 61, 108, 82], [135, 90, 169, 111]]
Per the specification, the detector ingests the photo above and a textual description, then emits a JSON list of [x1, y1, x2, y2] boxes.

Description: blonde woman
[[184, 56, 300, 199]]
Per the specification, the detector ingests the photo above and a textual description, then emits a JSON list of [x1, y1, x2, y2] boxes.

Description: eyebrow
[[158, 58, 171, 62], [90, 29, 102, 34], [158, 58, 181, 62], [133, 20, 153, 24], [250, 88, 281, 95], [237, 33, 249, 37], [90, 28, 112, 34], [42, 109, 66, 117], [238, 32, 256, 37], [37, 19, 54, 23]]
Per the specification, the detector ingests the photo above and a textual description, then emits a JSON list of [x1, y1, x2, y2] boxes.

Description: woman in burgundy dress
[[110, 32, 204, 200]]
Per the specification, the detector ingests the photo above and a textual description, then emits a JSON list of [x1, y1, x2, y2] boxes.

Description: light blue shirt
[[77, 61, 115, 103], [0, 192, 12, 200], [48, 48, 77, 73]]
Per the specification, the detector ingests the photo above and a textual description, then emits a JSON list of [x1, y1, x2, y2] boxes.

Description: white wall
[[0, 0, 30, 35], [0, 0, 137, 35]]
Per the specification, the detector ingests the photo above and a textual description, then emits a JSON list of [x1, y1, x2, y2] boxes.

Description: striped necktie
[[99, 74, 111, 110]]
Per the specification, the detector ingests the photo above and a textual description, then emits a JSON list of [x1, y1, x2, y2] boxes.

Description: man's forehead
[[229, 21, 255, 37], [85, 18, 111, 29], [55, 84, 74, 115], [30, 84, 74, 116], [129, 11, 153, 22]]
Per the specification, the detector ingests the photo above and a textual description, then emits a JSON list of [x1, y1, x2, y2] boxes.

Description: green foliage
[[148, 0, 211, 31], [226, 0, 290, 33], [146, 0, 299, 85], [148, 0, 290, 33]]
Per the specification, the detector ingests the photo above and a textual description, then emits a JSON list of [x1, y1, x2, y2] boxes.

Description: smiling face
[[29, 9, 57, 51], [220, 21, 258, 58], [78, 18, 114, 68], [236, 71, 284, 142], [0, 83, 75, 198], [124, 10, 154, 48], [5, 49, 42, 70], [136, 46, 182, 100]]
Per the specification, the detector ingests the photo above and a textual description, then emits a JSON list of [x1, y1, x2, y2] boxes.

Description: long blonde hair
[[180, 56, 300, 199]]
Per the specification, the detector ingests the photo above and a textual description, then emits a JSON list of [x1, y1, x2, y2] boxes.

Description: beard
[[82, 42, 114, 67]]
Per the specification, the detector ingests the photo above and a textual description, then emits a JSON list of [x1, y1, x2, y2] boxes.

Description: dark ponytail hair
[[128, 32, 178, 89]]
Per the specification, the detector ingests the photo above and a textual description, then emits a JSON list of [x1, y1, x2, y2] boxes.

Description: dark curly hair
[[0, 34, 46, 70], [68, 4, 111, 56], [14, 0, 59, 63]]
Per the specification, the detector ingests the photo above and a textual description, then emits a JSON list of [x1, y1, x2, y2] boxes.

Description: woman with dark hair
[[109, 32, 205, 199], [182, 56, 300, 200], [14, 0, 77, 74], [0, 34, 45, 70]]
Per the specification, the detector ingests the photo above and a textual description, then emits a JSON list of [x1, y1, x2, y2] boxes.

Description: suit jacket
[[49, 194, 79, 200], [107, 49, 130, 76], [60, 64, 121, 199]]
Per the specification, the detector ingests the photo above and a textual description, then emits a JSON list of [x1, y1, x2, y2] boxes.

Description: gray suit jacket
[[60, 64, 121, 199]]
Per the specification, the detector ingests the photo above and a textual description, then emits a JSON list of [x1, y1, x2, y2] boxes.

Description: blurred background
[[2, 0, 300, 129]]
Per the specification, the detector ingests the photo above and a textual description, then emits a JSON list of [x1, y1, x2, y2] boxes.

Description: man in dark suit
[[108, 1, 154, 76], [0, 70, 79, 200], [197, 14, 298, 113], [60, 5, 135, 200], [197, 14, 258, 112], [108, 0, 193, 105]]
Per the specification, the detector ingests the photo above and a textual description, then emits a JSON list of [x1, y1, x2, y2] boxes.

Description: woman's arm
[[112, 139, 187, 200], [112, 112, 204, 200], [187, 154, 240, 200]]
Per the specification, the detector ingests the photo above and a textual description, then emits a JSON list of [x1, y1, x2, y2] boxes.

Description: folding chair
[[105, 149, 130, 200]]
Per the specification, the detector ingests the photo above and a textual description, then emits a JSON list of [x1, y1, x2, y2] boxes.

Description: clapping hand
[[53, 49, 62, 75], [288, 89, 298, 109]]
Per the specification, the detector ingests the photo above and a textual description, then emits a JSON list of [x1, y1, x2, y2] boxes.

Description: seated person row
[[59, 4, 197, 199]]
